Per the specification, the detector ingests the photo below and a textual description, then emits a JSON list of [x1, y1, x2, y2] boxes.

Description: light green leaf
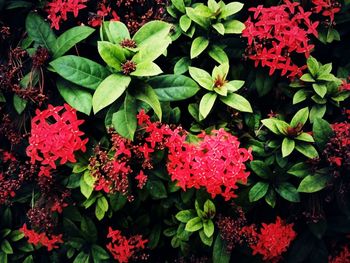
[[282, 137, 295, 157], [203, 220, 214, 238], [92, 74, 131, 114], [190, 36, 209, 59], [290, 107, 309, 127], [295, 143, 319, 159], [108, 21, 130, 44], [98, 41, 125, 70], [199, 230, 213, 246], [307, 56, 320, 77], [134, 84, 162, 120], [133, 21, 172, 48], [300, 73, 315, 82], [185, 217, 203, 232], [199, 92, 217, 119], [212, 23, 225, 35], [294, 133, 314, 142], [189, 66, 213, 90], [312, 83, 327, 98], [293, 89, 309, 104], [180, 15, 191, 32], [112, 93, 137, 140], [130, 61, 163, 77], [50, 55, 110, 90], [80, 176, 93, 199], [223, 20, 245, 34], [171, 0, 186, 12], [133, 37, 171, 63], [186, 7, 211, 28], [53, 26, 95, 59], [309, 104, 326, 123], [226, 80, 244, 92], [208, 45, 229, 64], [57, 79, 92, 115], [97, 196, 109, 212], [174, 57, 191, 75], [176, 210, 197, 223], [219, 2, 244, 19], [220, 93, 253, 112]]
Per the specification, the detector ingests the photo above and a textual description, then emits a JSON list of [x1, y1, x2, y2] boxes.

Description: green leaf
[[208, 45, 229, 64], [203, 220, 215, 237], [180, 15, 191, 32], [185, 217, 203, 232], [148, 225, 162, 249], [261, 118, 282, 135], [91, 245, 110, 261], [50, 55, 109, 90], [133, 21, 172, 48], [295, 143, 319, 159], [309, 105, 326, 123], [212, 23, 225, 35], [110, 193, 127, 212], [282, 137, 295, 157], [0, 252, 7, 263], [227, 80, 245, 92], [186, 7, 210, 28], [25, 13, 56, 51], [203, 200, 216, 216], [130, 61, 163, 77], [97, 196, 109, 212], [80, 175, 93, 199], [199, 230, 213, 246], [307, 56, 320, 77], [219, 2, 244, 19], [95, 204, 105, 221], [287, 162, 310, 178], [312, 83, 327, 98], [313, 118, 333, 150], [133, 37, 171, 63], [149, 74, 200, 101], [22, 255, 33, 263], [112, 93, 137, 140], [9, 230, 24, 242], [189, 66, 213, 90], [294, 132, 314, 142], [92, 74, 130, 114], [265, 188, 276, 208], [174, 57, 191, 75], [0, 91, 5, 102], [249, 182, 269, 202], [293, 89, 309, 104], [300, 73, 315, 82], [213, 234, 231, 263], [57, 79, 92, 115], [13, 95, 27, 114], [176, 210, 197, 223], [146, 180, 167, 199], [53, 26, 94, 59], [223, 20, 245, 34], [98, 41, 125, 70], [171, 0, 186, 12], [190, 36, 209, 59], [250, 160, 271, 179], [199, 92, 217, 119], [298, 173, 330, 193], [73, 252, 90, 263], [134, 84, 162, 120], [108, 21, 130, 44], [290, 107, 309, 127], [220, 93, 253, 112], [1, 240, 12, 254], [275, 182, 300, 202]]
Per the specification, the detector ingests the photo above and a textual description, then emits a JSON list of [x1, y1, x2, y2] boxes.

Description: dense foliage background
[[1, 0, 350, 262]]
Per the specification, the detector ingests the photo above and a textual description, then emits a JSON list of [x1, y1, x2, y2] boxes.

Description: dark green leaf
[[275, 182, 300, 202], [287, 162, 310, 178], [134, 84, 162, 120], [295, 143, 319, 159], [250, 160, 271, 179], [313, 118, 333, 150], [249, 182, 269, 202], [13, 95, 27, 114], [91, 245, 109, 261], [146, 180, 167, 199], [213, 234, 231, 263], [297, 173, 330, 193]]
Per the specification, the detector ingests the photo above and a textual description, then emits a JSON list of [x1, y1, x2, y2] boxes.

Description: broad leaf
[[189, 67, 213, 90], [213, 234, 230, 263], [185, 217, 203, 232], [220, 93, 253, 112], [199, 93, 217, 119], [134, 84, 162, 120], [98, 41, 125, 70], [219, 2, 244, 19], [190, 36, 209, 59], [282, 137, 295, 157], [149, 75, 200, 101], [287, 162, 310, 178], [108, 21, 130, 44], [92, 74, 131, 114], [313, 118, 333, 150], [50, 55, 109, 90], [275, 182, 300, 202], [295, 143, 319, 159], [250, 161, 271, 179], [130, 61, 163, 77], [13, 95, 27, 114], [133, 21, 172, 48], [223, 20, 245, 34], [298, 173, 330, 193], [290, 107, 309, 127], [249, 182, 269, 202], [176, 210, 196, 223], [53, 26, 95, 58]]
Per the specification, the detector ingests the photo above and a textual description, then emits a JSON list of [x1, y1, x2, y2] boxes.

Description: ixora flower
[[106, 227, 148, 263], [242, 0, 319, 78], [26, 104, 88, 171], [19, 224, 63, 251], [167, 128, 252, 201], [248, 217, 296, 262]]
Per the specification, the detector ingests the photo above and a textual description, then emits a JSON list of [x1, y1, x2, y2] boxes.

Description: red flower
[[26, 104, 88, 173], [166, 128, 252, 200], [135, 170, 147, 189], [106, 227, 147, 263], [329, 245, 350, 263], [312, 0, 341, 24], [20, 224, 63, 251], [249, 217, 296, 262]]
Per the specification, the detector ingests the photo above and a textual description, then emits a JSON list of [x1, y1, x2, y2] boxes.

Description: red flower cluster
[[312, 0, 341, 24], [46, 0, 87, 30], [166, 128, 252, 201], [106, 227, 148, 263], [88, 0, 120, 27], [26, 104, 88, 175], [20, 224, 63, 251], [324, 122, 350, 168], [248, 217, 296, 262], [329, 245, 350, 263], [242, 0, 319, 78]]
